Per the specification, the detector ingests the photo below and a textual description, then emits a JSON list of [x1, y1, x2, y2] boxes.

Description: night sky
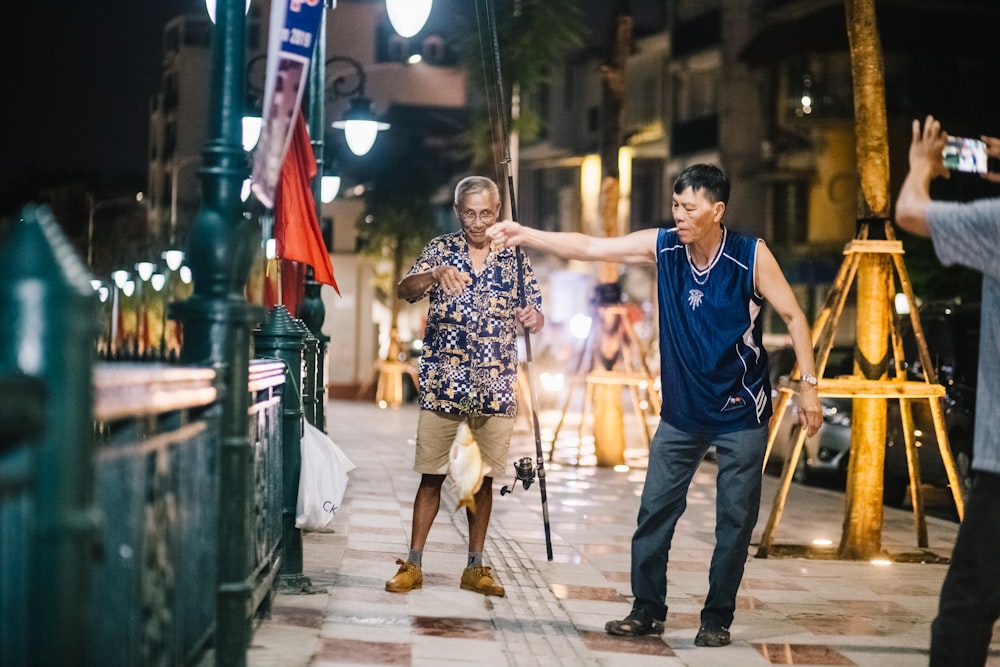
[[0, 0, 663, 191], [0, 1, 198, 187]]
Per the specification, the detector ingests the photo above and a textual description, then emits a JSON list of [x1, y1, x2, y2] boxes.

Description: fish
[[448, 422, 491, 513]]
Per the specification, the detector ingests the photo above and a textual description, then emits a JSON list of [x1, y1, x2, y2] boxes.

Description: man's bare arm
[[488, 223, 658, 265], [755, 241, 823, 437]]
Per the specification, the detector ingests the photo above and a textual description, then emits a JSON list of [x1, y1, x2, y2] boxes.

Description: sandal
[[605, 609, 665, 636]]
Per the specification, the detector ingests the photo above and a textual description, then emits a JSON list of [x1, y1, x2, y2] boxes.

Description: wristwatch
[[800, 374, 819, 388]]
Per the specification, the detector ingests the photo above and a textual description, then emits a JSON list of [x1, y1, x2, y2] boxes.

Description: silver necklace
[[686, 226, 726, 286]]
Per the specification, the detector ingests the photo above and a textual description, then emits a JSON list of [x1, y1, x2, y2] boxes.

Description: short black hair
[[673, 164, 730, 205]]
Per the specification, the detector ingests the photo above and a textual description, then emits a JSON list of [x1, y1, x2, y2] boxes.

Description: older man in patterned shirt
[[385, 175, 544, 597]]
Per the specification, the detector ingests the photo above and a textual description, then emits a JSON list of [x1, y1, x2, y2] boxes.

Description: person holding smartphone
[[895, 114, 1000, 666]]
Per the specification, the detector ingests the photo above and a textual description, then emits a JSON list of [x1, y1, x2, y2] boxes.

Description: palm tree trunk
[[592, 1, 632, 468], [839, 0, 891, 560]]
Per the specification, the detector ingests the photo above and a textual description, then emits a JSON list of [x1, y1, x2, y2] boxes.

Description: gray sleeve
[[925, 198, 1000, 279]]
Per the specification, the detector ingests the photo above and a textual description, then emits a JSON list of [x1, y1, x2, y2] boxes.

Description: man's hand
[[798, 386, 823, 438], [515, 306, 544, 335], [909, 115, 951, 182], [896, 115, 950, 237], [432, 265, 472, 295], [487, 220, 524, 249]]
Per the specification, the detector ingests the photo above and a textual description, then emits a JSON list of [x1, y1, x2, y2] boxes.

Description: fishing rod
[[476, 0, 553, 561]]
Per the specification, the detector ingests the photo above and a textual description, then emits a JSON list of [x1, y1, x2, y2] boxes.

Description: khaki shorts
[[415, 410, 514, 478]]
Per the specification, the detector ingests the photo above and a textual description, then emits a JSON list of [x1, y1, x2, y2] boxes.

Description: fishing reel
[[500, 456, 536, 495]]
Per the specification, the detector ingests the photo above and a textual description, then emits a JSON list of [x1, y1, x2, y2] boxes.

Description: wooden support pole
[[549, 306, 658, 466], [839, 252, 891, 560], [756, 237, 962, 558]]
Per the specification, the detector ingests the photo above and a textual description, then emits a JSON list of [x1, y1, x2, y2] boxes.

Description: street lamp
[[320, 174, 341, 203], [156, 249, 185, 358], [108, 269, 130, 356], [327, 56, 390, 156], [122, 278, 136, 356], [242, 116, 262, 152], [111, 269, 130, 289], [87, 192, 144, 268], [150, 272, 168, 357], [204, 0, 250, 24], [134, 261, 157, 357], [162, 249, 185, 272], [386, 0, 433, 38], [333, 98, 391, 156], [240, 117, 262, 200], [241, 52, 273, 156], [135, 261, 156, 282]]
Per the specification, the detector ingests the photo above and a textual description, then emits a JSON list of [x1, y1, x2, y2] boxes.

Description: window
[[630, 159, 664, 232], [672, 67, 718, 123], [768, 180, 809, 246], [521, 166, 579, 233], [422, 35, 445, 64]]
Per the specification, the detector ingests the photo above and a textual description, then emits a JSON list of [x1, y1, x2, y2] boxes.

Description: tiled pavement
[[247, 399, 999, 666]]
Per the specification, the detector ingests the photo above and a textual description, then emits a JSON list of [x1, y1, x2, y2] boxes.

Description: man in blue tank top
[[489, 163, 823, 647]]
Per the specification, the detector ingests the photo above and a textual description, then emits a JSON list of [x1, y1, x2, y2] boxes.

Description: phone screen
[[942, 136, 988, 174]]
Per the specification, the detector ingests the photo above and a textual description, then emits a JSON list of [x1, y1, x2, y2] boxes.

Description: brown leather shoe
[[385, 559, 422, 593], [460, 565, 505, 597]]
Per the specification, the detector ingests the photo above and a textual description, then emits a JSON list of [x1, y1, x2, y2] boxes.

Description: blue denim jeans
[[630, 420, 768, 627]]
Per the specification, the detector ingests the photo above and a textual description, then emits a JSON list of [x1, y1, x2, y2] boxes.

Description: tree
[[354, 141, 443, 350], [357, 0, 587, 301], [840, 0, 891, 559], [354, 0, 587, 404], [459, 0, 586, 179]]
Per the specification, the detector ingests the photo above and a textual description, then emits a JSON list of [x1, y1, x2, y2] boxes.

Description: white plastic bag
[[296, 421, 356, 531]]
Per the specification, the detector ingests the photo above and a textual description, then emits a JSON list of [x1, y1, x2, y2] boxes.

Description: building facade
[[147, 0, 1000, 391], [517, 0, 1000, 347]]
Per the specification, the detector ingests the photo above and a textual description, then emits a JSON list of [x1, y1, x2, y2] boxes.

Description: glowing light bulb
[[205, 0, 251, 24], [386, 0, 433, 38]]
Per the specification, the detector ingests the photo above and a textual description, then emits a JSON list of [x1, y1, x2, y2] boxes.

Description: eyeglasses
[[458, 208, 497, 223]]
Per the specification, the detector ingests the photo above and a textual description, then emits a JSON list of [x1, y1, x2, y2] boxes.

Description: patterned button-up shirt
[[403, 231, 542, 417]]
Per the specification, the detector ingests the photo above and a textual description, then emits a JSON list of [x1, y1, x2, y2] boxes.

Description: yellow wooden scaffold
[[757, 225, 966, 556], [547, 303, 661, 464]]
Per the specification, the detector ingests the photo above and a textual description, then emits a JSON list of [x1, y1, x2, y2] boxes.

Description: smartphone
[[942, 136, 988, 174]]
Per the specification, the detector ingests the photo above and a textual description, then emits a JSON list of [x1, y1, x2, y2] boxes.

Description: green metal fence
[[0, 205, 307, 666], [90, 364, 222, 665]]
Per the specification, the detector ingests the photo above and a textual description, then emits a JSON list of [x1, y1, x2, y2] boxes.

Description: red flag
[[280, 259, 306, 317], [273, 114, 340, 294]]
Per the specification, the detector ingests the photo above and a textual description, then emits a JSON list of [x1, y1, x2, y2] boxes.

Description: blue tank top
[[655, 226, 771, 435]]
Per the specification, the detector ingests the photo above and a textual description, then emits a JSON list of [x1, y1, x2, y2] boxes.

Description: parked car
[[883, 301, 980, 508], [764, 344, 856, 485]]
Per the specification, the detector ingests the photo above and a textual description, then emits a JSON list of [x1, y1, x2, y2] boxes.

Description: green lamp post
[[170, 0, 262, 659]]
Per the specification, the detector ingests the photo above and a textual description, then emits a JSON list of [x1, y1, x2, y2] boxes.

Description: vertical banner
[[250, 0, 325, 209]]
